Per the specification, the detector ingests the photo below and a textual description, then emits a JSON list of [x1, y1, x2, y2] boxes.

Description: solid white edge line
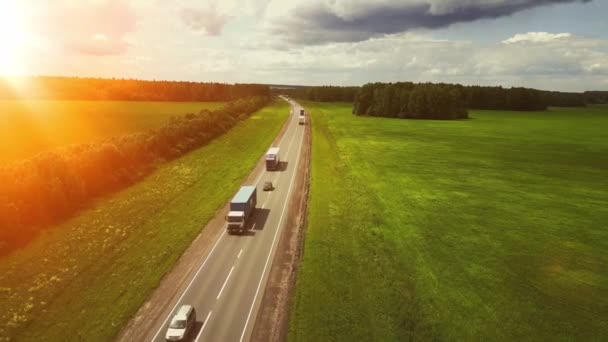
[[217, 266, 235, 300], [150, 229, 226, 341], [238, 104, 305, 342], [195, 311, 213, 342]]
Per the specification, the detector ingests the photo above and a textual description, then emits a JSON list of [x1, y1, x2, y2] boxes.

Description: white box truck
[[266, 147, 280, 171]]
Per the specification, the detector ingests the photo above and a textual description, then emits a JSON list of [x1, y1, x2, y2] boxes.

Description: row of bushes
[[0, 96, 270, 254], [0, 76, 270, 101], [354, 82, 468, 119]]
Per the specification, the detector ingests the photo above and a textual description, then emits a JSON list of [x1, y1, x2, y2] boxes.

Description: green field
[[289, 103, 608, 341], [0, 101, 289, 341], [0, 100, 224, 162]]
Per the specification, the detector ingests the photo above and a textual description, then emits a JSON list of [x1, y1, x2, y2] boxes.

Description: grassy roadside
[[0, 100, 289, 341], [289, 103, 608, 341]]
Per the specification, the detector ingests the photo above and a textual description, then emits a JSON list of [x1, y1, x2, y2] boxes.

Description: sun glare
[[0, 2, 28, 76]]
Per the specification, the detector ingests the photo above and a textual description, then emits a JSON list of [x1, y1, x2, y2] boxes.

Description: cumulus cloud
[[502, 32, 573, 44], [266, 0, 591, 45], [33, 0, 137, 56], [179, 6, 229, 36], [486, 32, 608, 78], [239, 31, 607, 90]]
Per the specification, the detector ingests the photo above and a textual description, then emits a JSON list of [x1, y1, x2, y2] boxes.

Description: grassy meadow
[[289, 103, 608, 341], [0, 101, 289, 341], [0, 100, 224, 162]]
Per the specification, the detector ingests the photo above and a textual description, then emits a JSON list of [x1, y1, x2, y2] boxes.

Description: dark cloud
[[271, 0, 591, 45], [180, 7, 228, 36]]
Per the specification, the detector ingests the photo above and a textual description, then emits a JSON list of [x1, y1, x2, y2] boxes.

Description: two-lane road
[[148, 98, 306, 342]]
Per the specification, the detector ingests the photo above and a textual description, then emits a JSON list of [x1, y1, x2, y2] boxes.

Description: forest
[[286, 83, 608, 118], [584, 91, 608, 104], [354, 82, 469, 119], [0, 76, 270, 101], [0, 96, 270, 255]]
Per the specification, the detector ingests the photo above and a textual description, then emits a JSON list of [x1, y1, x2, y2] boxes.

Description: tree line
[[0, 76, 270, 101], [281, 83, 608, 115], [0, 96, 270, 255], [280, 86, 358, 102], [464, 85, 547, 111], [540, 90, 608, 106], [354, 82, 468, 119], [584, 91, 608, 104]]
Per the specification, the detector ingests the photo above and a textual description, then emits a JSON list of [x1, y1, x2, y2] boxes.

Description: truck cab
[[226, 211, 246, 230]]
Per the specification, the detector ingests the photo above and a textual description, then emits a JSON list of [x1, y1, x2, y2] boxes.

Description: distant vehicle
[[226, 186, 257, 233], [263, 181, 274, 191], [300, 109, 305, 116], [299, 115, 306, 125], [266, 147, 280, 171], [165, 305, 196, 341]]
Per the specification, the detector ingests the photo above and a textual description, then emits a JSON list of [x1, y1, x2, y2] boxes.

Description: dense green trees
[[352, 82, 605, 118], [283, 83, 606, 117], [583, 91, 608, 104], [0, 77, 270, 101], [0, 96, 270, 254], [464, 86, 547, 110], [354, 82, 468, 119], [541, 91, 586, 107]]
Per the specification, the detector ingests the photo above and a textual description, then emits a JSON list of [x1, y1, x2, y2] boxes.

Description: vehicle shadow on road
[[277, 160, 289, 172], [251, 208, 270, 232], [187, 321, 205, 341], [228, 208, 270, 236]]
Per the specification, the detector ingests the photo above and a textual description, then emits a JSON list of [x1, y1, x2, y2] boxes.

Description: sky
[[1, 0, 607, 91]]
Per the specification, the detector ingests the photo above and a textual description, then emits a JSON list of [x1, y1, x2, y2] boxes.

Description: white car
[[166, 305, 196, 341]]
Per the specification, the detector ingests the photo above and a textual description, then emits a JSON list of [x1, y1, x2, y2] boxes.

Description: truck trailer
[[298, 115, 306, 125], [266, 147, 281, 171], [226, 185, 257, 233]]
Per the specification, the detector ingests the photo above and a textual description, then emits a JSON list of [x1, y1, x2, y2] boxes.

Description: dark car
[[263, 181, 274, 191]]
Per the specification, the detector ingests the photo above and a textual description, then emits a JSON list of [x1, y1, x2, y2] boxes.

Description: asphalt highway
[[149, 98, 306, 342]]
